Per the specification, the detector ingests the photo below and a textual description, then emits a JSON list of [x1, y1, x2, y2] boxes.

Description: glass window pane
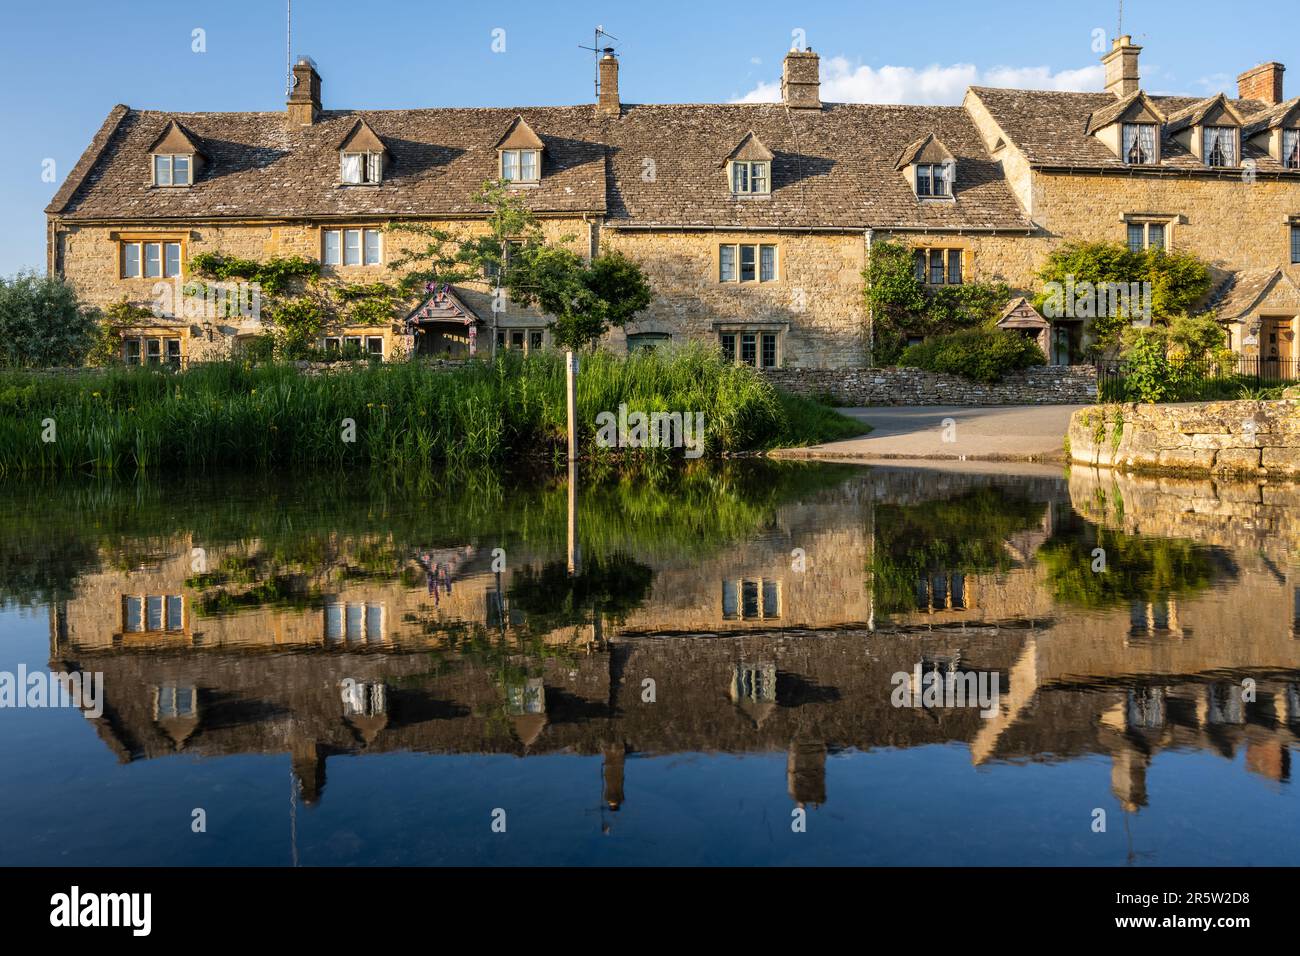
[[164, 242, 181, 277], [1127, 223, 1145, 253], [751, 162, 767, 193], [343, 229, 362, 265], [740, 332, 757, 367], [502, 150, 519, 180], [325, 604, 343, 642], [363, 229, 381, 265], [144, 243, 162, 278], [759, 245, 775, 281], [529, 330, 543, 350], [154, 155, 170, 186], [366, 152, 381, 182], [719, 245, 736, 281], [916, 164, 931, 196], [346, 604, 364, 641], [740, 245, 756, 281], [124, 339, 141, 364], [1147, 223, 1165, 250], [146, 338, 162, 363], [124, 596, 143, 631], [172, 155, 190, 185], [324, 230, 341, 265], [365, 604, 383, 642], [761, 333, 777, 369], [341, 153, 362, 183], [741, 580, 759, 618], [762, 580, 779, 618], [165, 338, 181, 365], [510, 330, 524, 348], [166, 595, 184, 630], [929, 249, 944, 284], [914, 250, 925, 281], [122, 243, 140, 277], [932, 164, 948, 195], [721, 581, 737, 619], [1292, 225, 1300, 265], [947, 249, 962, 284], [521, 150, 538, 180], [1285, 129, 1300, 169], [366, 336, 383, 355], [720, 333, 735, 363], [147, 595, 164, 630]]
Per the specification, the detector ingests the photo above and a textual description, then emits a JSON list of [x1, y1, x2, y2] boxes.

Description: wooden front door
[[1262, 316, 1295, 378]]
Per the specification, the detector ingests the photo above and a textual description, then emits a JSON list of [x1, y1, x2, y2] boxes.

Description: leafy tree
[[0, 272, 99, 368], [1034, 241, 1212, 358], [864, 240, 1010, 364], [86, 298, 156, 366]]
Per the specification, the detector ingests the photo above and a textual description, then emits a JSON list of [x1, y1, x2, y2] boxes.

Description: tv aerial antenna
[[579, 26, 620, 100]]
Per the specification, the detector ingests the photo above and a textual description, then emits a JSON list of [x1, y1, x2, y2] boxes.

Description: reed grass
[[0, 347, 863, 475]]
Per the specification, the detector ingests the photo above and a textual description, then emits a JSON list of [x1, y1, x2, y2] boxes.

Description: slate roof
[[48, 101, 1032, 231], [971, 86, 1299, 173], [1207, 268, 1300, 320]]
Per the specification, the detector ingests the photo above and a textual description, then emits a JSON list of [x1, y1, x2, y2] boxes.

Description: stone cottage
[[45, 34, 1300, 371]]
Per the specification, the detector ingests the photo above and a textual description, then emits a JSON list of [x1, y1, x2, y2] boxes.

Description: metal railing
[[1096, 355, 1300, 402]]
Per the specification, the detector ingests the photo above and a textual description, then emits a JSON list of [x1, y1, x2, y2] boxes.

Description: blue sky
[[1, 0, 1295, 274]]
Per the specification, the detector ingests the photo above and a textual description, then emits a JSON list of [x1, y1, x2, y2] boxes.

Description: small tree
[[0, 272, 99, 368]]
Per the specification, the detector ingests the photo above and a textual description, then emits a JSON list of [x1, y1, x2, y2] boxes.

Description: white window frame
[[718, 243, 778, 283], [1122, 123, 1158, 165], [915, 163, 952, 197], [120, 240, 183, 279], [500, 149, 541, 183], [323, 228, 383, 267], [1203, 126, 1238, 167], [729, 160, 771, 195], [152, 153, 192, 187], [340, 151, 383, 184]]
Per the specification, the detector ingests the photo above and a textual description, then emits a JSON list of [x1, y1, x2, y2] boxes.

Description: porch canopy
[[405, 284, 483, 357]]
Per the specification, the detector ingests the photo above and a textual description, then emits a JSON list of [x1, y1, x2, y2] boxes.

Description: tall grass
[[0, 347, 863, 475]]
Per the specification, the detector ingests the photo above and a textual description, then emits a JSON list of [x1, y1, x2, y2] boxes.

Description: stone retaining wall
[[1068, 400, 1300, 477], [760, 365, 1097, 406]]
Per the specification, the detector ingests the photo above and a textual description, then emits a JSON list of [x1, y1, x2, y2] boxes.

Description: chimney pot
[[1102, 35, 1142, 98], [597, 52, 620, 117], [781, 48, 821, 110], [1237, 62, 1285, 105], [287, 56, 322, 126]]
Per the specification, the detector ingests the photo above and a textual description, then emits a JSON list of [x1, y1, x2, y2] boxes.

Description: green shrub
[[899, 328, 1045, 383], [0, 273, 100, 368]]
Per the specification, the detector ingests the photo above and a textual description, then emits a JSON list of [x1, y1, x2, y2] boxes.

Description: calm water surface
[[1, 461, 1297, 866]]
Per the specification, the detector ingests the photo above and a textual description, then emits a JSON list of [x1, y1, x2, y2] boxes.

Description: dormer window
[[1284, 129, 1300, 169], [1122, 123, 1157, 165], [341, 151, 382, 184], [501, 149, 540, 183], [1204, 126, 1237, 167], [730, 160, 770, 195], [915, 163, 950, 197], [153, 154, 191, 186]]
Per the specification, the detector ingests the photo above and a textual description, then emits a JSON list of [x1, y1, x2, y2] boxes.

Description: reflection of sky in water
[[0, 463, 1297, 865]]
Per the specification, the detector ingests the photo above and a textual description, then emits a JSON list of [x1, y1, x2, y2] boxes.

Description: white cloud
[[732, 56, 1105, 105]]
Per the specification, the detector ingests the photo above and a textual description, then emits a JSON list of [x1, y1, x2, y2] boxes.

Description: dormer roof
[[724, 130, 775, 165], [1243, 97, 1300, 138], [1085, 89, 1167, 135], [1165, 92, 1247, 134], [337, 117, 389, 155], [147, 119, 206, 158], [895, 133, 954, 169], [493, 115, 545, 151]]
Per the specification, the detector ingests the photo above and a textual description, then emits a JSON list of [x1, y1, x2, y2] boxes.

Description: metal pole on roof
[[286, 0, 292, 95]]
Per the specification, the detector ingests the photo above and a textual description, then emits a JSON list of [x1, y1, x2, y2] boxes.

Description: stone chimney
[[1237, 62, 1285, 104], [287, 56, 322, 126], [781, 47, 821, 110], [1102, 35, 1142, 98], [597, 49, 620, 116]]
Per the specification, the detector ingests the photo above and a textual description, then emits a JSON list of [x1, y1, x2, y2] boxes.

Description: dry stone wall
[[761, 365, 1098, 405]]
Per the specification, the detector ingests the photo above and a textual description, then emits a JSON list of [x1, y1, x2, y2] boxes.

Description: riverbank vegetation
[[0, 347, 864, 475]]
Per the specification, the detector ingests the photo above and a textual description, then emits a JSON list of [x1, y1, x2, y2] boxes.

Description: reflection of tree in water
[[871, 487, 1049, 616], [1038, 518, 1235, 608], [507, 552, 654, 635]]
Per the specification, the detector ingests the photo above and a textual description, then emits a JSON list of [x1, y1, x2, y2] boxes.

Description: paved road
[[776, 404, 1086, 462]]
